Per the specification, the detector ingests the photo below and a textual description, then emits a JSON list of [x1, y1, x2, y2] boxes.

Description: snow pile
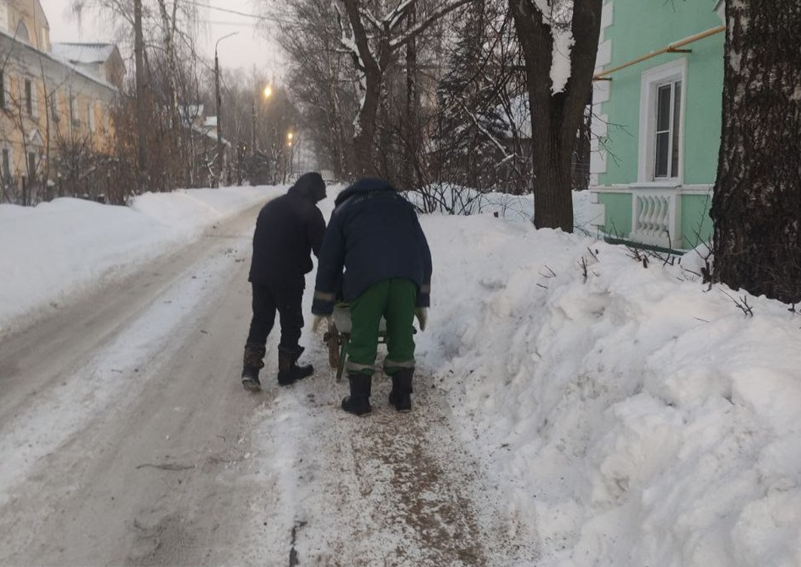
[[0, 186, 279, 338], [417, 213, 801, 566]]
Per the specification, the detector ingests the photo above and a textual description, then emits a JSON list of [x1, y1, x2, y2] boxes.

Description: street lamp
[[214, 31, 238, 187], [252, 83, 273, 154]]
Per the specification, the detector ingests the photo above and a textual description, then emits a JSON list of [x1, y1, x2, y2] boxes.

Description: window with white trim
[[655, 81, 681, 178], [638, 59, 687, 182]]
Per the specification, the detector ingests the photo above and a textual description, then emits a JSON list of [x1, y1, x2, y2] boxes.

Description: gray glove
[[415, 307, 427, 331], [312, 314, 330, 333]]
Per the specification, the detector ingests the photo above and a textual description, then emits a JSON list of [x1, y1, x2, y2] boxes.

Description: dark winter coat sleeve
[[308, 206, 326, 258], [415, 217, 433, 308], [311, 213, 346, 316]]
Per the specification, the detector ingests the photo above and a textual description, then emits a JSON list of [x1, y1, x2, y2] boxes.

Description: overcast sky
[[38, 0, 281, 76]]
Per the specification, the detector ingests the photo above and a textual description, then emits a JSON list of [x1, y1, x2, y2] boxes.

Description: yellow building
[[0, 0, 124, 203]]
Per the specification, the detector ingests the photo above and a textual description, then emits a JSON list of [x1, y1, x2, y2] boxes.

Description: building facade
[[588, 0, 725, 251], [0, 0, 123, 203]]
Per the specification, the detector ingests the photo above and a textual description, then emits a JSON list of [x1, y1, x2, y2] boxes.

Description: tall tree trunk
[[353, 65, 382, 177], [405, 1, 420, 190], [509, 0, 602, 231], [710, 1, 801, 303], [157, 0, 181, 144], [134, 0, 148, 190]]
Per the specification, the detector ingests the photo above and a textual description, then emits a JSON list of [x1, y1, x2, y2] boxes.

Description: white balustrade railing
[[630, 187, 681, 248]]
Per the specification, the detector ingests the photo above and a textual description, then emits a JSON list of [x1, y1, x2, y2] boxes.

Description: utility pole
[[214, 32, 238, 188], [134, 0, 147, 191], [251, 99, 256, 154]]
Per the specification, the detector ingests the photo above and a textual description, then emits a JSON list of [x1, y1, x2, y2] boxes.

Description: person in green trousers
[[311, 178, 432, 416]]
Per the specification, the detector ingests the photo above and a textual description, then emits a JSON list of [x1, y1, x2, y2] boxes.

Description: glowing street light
[[252, 84, 274, 154]]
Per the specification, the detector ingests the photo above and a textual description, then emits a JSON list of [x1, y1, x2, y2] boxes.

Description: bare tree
[[508, 0, 602, 231], [430, 1, 531, 196], [710, 1, 801, 304], [277, 0, 359, 179], [134, 0, 148, 188], [336, 0, 475, 176], [68, 0, 205, 192]]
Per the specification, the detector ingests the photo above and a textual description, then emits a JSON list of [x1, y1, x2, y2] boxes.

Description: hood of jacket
[[289, 172, 327, 203], [334, 177, 394, 207]]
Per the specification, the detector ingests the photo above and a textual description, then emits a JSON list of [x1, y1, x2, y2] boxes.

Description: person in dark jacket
[[311, 178, 432, 416], [241, 172, 327, 392]]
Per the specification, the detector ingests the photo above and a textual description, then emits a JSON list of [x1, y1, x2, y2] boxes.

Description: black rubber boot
[[388, 368, 414, 412], [277, 346, 314, 386], [241, 343, 265, 392], [241, 367, 261, 392], [342, 374, 372, 416], [291, 346, 314, 380]]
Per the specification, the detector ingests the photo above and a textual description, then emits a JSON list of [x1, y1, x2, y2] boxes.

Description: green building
[[588, 0, 725, 251]]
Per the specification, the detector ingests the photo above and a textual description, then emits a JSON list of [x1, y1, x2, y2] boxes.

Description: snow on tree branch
[[522, 0, 575, 95], [457, 100, 513, 160], [358, 6, 382, 32], [385, 0, 414, 32], [390, 0, 475, 50], [334, 2, 366, 74]]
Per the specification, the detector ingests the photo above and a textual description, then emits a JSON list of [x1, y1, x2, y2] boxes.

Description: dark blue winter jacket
[[311, 178, 432, 315]]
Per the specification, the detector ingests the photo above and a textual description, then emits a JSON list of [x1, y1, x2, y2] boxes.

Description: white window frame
[[638, 58, 687, 183]]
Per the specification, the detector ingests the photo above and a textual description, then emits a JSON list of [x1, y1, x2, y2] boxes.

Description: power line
[[187, 1, 298, 27], [198, 19, 261, 27], [184, 0, 263, 20]]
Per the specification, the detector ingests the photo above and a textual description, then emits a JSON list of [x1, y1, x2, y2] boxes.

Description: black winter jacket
[[248, 172, 327, 289], [312, 178, 432, 315]]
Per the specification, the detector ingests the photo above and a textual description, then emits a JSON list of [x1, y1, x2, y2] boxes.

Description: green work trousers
[[346, 278, 417, 376]]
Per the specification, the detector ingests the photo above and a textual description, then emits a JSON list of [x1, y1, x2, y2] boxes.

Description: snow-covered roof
[[51, 43, 117, 65]]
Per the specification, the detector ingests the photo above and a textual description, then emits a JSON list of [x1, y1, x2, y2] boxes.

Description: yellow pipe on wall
[[593, 25, 725, 80]]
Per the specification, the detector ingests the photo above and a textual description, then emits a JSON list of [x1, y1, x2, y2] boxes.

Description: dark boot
[[342, 374, 372, 416], [388, 368, 414, 412], [291, 346, 314, 380], [241, 343, 266, 392], [277, 346, 314, 386]]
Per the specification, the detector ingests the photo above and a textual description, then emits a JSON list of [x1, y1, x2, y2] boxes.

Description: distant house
[[51, 42, 125, 90], [588, 0, 725, 250], [0, 0, 123, 203], [178, 104, 231, 187]]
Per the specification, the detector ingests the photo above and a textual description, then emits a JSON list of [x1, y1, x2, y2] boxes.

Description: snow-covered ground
[[1, 184, 799, 566]]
